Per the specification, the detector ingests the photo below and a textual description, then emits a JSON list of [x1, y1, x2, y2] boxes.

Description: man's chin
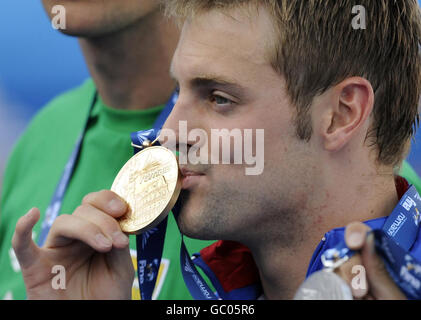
[[175, 208, 197, 238], [176, 190, 221, 240], [176, 205, 205, 239], [176, 208, 220, 241]]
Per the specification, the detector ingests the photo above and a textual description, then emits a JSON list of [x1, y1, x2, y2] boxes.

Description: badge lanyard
[[38, 92, 98, 246], [131, 93, 218, 300], [322, 185, 421, 299]]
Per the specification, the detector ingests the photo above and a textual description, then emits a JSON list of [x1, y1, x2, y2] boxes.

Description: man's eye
[[209, 92, 235, 107], [214, 95, 230, 105]]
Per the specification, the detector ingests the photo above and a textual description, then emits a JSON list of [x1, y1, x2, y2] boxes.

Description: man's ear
[[322, 77, 374, 152]]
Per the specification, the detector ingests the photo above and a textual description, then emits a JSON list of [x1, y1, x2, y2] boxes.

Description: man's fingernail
[[95, 234, 112, 248], [26, 207, 37, 217], [348, 231, 364, 247], [109, 198, 126, 213], [112, 231, 129, 246]]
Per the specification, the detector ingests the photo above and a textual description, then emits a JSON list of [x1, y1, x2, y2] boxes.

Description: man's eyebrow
[[191, 75, 246, 94], [170, 68, 238, 87], [170, 65, 246, 96], [191, 76, 236, 88]]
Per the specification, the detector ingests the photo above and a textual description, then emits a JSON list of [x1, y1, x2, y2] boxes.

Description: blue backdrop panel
[[0, 1, 89, 116]]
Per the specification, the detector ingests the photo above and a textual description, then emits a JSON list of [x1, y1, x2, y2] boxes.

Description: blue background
[[0, 1, 421, 178], [0, 1, 88, 116]]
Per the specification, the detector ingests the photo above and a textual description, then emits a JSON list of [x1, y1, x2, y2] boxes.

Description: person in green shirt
[[0, 1, 213, 299]]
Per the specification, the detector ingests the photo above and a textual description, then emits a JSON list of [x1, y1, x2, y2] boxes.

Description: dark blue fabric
[[306, 216, 386, 278], [133, 92, 178, 300], [192, 255, 262, 300], [180, 239, 218, 300]]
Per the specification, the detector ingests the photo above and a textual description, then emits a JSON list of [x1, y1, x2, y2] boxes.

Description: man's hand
[[12, 190, 134, 300], [335, 222, 406, 300]]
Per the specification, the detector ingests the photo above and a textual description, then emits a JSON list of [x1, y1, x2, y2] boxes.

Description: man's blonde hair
[[165, 0, 421, 166]]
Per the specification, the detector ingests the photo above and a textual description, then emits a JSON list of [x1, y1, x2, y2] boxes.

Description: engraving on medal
[[111, 146, 181, 234]]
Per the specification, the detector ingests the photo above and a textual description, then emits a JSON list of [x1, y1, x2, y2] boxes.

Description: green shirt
[[400, 160, 421, 193], [0, 79, 214, 300]]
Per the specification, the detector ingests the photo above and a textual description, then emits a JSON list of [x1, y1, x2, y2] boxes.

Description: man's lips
[[180, 168, 205, 190]]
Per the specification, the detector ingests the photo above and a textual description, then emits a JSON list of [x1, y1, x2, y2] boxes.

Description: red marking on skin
[[315, 215, 323, 225]]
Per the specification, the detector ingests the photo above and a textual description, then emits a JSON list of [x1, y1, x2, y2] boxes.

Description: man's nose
[[161, 95, 199, 149], [162, 101, 183, 140], [160, 95, 206, 152], [163, 89, 203, 131]]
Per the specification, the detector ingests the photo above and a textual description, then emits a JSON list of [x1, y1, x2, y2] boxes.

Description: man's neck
[[78, 10, 179, 110], [249, 167, 399, 300]]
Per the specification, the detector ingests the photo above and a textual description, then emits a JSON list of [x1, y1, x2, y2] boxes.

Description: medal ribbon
[[132, 92, 218, 300], [132, 124, 169, 300], [322, 185, 421, 299], [38, 92, 98, 247], [131, 92, 177, 300]]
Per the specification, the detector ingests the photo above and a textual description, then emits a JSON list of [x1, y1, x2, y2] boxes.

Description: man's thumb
[[361, 232, 406, 300]]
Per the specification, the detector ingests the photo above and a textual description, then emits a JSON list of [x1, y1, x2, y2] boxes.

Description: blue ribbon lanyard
[[131, 93, 174, 301], [179, 234, 219, 300], [132, 93, 218, 300], [323, 185, 421, 299], [38, 92, 98, 247]]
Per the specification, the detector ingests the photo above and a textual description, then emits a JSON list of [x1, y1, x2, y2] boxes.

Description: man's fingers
[[361, 233, 406, 300], [336, 254, 368, 299], [105, 245, 135, 287], [345, 221, 370, 250], [73, 204, 129, 249], [44, 214, 114, 252], [82, 190, 128, 218], [12, 208, 41, 269], [340, 222, 371, 298]]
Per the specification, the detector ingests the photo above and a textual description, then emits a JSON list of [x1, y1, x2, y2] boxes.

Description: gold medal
[[111, 145, 181, 234]]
